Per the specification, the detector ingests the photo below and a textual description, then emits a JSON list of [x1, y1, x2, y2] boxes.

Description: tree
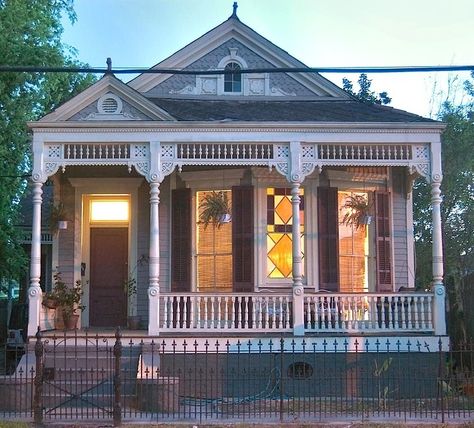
[[0, 0, 95, 293], [413, 71, 474, 342], [342, 73, 392, 105]]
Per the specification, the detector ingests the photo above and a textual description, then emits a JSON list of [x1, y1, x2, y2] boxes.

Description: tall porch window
[[196, 190, 233, 292], [266, 187, 305, 279], [338, 191, 371, 292]]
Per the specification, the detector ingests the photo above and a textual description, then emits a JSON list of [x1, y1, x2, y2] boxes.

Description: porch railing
[[304, 292, 433, 333], [160, 293, 292, 333], [159, 291, 435, 334]]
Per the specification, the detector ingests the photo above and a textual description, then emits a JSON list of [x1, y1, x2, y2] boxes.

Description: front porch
[[26, 133, 447, 341]]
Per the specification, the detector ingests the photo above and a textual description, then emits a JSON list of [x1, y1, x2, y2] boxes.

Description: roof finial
[[106, 57, 112, 74], [231, 1, 238, 18]]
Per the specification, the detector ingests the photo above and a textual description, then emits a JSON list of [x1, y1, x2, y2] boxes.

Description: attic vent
[[97, 93, 122, 115], [102, 97, 118, 113]]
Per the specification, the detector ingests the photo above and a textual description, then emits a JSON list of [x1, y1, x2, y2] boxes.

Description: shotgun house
[[26, 7, 447, 350]]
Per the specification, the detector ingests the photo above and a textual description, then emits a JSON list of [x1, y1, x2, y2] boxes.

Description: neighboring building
[[25, 6, 447, 350]]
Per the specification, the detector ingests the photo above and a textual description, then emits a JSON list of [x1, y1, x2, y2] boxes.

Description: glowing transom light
[[91, 200, 129, 222]]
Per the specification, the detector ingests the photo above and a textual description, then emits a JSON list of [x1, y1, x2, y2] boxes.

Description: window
[[338, 191, 370, 292], [90, 199, 129, 222], [196, 190, 233, 291], [224, 62, 242, 93], [266, 187, 304, 279]]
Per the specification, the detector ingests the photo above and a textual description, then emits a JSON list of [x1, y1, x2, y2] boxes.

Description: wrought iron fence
[[0, 330, 472, 425]]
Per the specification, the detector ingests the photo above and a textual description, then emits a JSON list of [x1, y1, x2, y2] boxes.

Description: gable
[[69, 93, 154, 121], [130, 16, 349, 99], [39, 74, 175, 123], [145, 38, 314, 97]]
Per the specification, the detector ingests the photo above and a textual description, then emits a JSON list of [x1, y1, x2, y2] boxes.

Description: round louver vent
[[97, 93, 122, 115]]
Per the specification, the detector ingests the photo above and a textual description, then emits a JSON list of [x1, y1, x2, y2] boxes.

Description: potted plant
[[340, 194, 373, 230], [48, 202, 69, 234], [198, 191, 231, 229], [45, 272, 85, 330]]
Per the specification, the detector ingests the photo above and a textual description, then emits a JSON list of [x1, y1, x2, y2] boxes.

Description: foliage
[[198, 191, 231, 229], [123, 254, 148, 297], [0, 0, 96, 293], [48, 202, 68, 233], [46, 272, 85, 321], [413, 71, 474, 343], [342, 73, 392, 105], [340, 194, 373, 230]]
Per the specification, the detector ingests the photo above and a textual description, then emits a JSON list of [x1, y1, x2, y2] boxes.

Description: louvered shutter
[[375, 192, 392, 292], [318, 187, 339, 291], [232, 186, 254, 292], [171, 188, 192, 292]]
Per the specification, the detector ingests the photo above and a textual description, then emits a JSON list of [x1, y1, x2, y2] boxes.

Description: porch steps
[[41, 344, 142, 410]]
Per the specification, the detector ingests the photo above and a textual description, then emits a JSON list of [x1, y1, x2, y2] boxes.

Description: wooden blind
[[232, 186, 254, 292], [375, 192, 392, 291], [317, 187, 339, 291], [171, 188, 192, 292]]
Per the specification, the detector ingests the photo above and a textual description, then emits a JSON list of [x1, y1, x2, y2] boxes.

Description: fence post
[[33, 328, 44, 425], [113, 328, 122, 427], [279, 336, 284, 422], [438, 337, 445, 423]]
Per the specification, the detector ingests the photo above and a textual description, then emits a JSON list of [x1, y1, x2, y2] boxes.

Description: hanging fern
[[199, 191, 231, 229], [340, 194, 372, 230]]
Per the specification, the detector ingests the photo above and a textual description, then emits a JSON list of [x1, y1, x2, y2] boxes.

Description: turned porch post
[[430, 141, 446, 336], [291, 181, 304, 336], [27, 181, 44, 337], [148, 181, 160, 335], [431, 174, 446, 335]]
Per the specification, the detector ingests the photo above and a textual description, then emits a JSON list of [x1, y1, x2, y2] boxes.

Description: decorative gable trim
[[129, 17, 349, 99], [39, 74, 176, 123]]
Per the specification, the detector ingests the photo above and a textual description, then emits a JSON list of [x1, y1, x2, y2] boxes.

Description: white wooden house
[[25, 7, 447, 350]]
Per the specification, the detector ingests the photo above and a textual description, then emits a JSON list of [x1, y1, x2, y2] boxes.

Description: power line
[[0, 65, 473, 75]]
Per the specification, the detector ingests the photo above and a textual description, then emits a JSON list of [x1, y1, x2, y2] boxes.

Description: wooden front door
[[90, 227, 128, 327]]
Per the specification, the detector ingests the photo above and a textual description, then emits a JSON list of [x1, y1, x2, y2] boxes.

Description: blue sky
[[62, 0, 473, 117]]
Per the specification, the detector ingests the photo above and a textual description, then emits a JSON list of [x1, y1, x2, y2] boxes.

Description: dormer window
[[224, 62, 242, 93]]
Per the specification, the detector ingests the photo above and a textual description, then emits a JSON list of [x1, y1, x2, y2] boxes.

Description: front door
[[90, 227, 128, 327]]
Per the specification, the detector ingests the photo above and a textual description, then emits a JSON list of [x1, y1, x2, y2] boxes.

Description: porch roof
[[148, 98, 438, 123]]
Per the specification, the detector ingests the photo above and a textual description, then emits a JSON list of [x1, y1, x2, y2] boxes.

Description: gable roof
[[38, 74, 175, 122], [128, 14, 349, 98]]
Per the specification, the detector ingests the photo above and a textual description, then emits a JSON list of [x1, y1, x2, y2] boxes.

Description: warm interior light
[[90, 200, 129, 222]]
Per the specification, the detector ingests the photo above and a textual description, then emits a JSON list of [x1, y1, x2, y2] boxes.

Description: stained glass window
[[266, 187, 304, 278]]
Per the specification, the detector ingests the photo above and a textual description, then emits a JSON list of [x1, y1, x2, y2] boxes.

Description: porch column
[[148, 181, 161, 335], [291, 182, 304, 336], [431, 173, 446, 335], [27, 181, 44, 337]]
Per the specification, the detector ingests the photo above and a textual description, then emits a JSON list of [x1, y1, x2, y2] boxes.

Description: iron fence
[[0, 330, 472, 425]]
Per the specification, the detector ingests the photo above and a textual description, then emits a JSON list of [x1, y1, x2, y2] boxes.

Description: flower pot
[[128, 315, 142, 330], [64, 313, 79, 330]]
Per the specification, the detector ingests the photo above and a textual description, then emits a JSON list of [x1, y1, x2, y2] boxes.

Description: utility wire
[[0, 65, 473, 75]]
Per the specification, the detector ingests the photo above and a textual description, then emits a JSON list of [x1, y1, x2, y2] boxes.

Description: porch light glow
[[90, 200, 129, 222]]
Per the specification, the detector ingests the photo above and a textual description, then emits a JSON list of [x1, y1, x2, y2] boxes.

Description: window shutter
[[318, 187, 339, 291], [171, 188, 192, 292], [232, 186, 254, 292], [375, 192, 392, 292]]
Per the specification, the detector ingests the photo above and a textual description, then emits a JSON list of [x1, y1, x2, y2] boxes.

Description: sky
[[61, 0, 474, 118]]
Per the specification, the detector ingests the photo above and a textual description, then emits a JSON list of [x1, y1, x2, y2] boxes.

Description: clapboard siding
[[391, 168, 409, 288], [58, 178, 75, 285], [136, 177, 171, 323]]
